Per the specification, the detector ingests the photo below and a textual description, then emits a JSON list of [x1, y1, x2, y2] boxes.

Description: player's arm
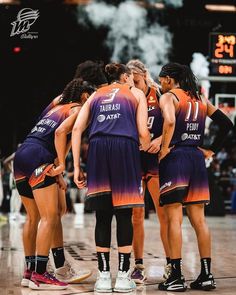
[[159, 92, 176, 161], [72, 98, 93, 188], [147, 136, 162, 154], [199, 100, 233, 158], [132, 88, 151, 151], [47, 110, 81, 177]]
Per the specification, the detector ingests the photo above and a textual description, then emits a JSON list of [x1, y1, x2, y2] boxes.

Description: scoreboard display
[[209, 33, 236, 76]]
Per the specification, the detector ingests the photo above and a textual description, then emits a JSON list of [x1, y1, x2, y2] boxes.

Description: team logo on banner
[[10, 8, 39, 38]]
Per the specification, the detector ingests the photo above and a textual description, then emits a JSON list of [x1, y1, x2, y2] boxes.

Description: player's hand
[[147, 137, 161, 154], [198, 147, 215, 159], [56, 174, 67, 191], [46, 164, 65, 177], [159, 146, 174, 162], [74, 168, 86, 188]]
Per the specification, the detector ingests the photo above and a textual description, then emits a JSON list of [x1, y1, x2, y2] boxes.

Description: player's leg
[[86, 137, 113, 292], [114, 208, 136, 292], [20, 194, 40, 286], [187, 204, 216, 290], [52, 186, 92, 283], [131, 151, 148, 281], [158, 148, 189, 292], [110, 137, 142, 292], [158, 202, 187, 292], [131, 198, 146, 283], [29, 181, 68, 290], [94, 208, 113, 293], [186, 148, 216, 291], [147, 176, 171, 278]]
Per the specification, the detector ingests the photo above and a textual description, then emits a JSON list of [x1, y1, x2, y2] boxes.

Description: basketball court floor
[[0, 212, 235, 295]]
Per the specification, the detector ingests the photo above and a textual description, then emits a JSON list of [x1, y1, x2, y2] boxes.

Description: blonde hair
[[126, 59, 161, 95]]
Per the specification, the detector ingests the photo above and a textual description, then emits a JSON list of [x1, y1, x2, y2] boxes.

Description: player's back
[[170, 88, 207, 147], [89, 82, 139, 142], [25, 102, 77, 154]]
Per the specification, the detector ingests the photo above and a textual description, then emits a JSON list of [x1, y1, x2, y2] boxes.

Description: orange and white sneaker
[[29, 271, 68, 290], [55, 261, 92, 284]]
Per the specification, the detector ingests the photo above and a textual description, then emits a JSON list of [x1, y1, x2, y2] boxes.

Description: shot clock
[[209, 32, 236, 76]]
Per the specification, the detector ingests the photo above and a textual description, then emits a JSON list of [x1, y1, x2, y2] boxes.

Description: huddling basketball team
[[13, 59, 233, 292]]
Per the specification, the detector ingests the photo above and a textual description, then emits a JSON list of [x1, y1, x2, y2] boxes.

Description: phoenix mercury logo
[[10, 8, 39, 37]]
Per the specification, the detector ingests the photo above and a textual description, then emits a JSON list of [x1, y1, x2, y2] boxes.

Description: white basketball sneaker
[[94, 271, 112, 293], [114, 270, 136, 293], [55, 261, 92, 284]]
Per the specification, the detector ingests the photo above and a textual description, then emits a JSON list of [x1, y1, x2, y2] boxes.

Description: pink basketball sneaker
[[29, 271, 68, 290], [21, 269, 32, 287]]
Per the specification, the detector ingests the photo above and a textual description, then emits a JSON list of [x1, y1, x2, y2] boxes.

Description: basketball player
[[157, 63, 233, 291], [47, 60, 108, 278], [127, 59, 171, 283], [71, 63, 150, 293], [14, 79, 95, 290]]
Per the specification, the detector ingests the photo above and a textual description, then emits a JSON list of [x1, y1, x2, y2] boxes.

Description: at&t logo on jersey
[[181, 133, 201, 141], [97, 113, 121, 122], [97, 114, 106, 122], [10, 8, 39, 38]]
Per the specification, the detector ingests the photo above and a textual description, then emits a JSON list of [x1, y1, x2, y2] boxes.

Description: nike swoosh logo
[[168, 284, 186, 290], [163, 279, 179, 286]]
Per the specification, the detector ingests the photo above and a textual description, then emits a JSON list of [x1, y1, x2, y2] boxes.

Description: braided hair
[[59, 78, 95, 105], [159, 63, 200, 99], [74, 60, 108, 87]]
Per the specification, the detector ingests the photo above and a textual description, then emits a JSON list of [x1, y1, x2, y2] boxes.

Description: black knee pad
[[95, 210, 113, 247], [115, 208, 133, 247]]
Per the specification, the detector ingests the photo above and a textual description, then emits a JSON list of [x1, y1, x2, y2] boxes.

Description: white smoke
[[78, 1, 172, 77], [190, 52, 211, 99], [106, 2, 147, 61], [84, 2, 116, 27], [138, 23, 172, 76]]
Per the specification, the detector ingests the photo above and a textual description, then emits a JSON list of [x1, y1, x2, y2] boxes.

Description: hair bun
[[105, 63, 119, 75]]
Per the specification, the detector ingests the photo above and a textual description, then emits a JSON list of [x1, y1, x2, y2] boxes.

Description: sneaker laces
[[44, 272, 61, 282], [119, 270, 132, 281], [64, 261, 77, 276], [98, 272, 111, 280]]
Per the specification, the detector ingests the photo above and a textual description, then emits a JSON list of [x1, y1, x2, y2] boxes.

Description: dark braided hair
[[105, 63, 131, 83], [74, 60, 108, 87], [59, 78, 95, 105], [159, 62, 200, 99]]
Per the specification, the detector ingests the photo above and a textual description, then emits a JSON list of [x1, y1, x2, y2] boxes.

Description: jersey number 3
[[102, 88, 120, 104]]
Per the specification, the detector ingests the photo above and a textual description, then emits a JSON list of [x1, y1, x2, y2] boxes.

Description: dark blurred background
[[0, 0, 236, 216], [0, 0, 236, 157]]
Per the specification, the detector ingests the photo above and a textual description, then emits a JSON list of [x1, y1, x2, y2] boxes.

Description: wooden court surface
[[0, 212, 235, 295]]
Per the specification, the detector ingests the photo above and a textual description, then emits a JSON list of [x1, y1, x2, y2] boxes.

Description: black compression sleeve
[[209, 109, 233, 153]]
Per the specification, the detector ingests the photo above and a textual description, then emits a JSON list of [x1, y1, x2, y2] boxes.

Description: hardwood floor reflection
[[0, 212, 236, 294]]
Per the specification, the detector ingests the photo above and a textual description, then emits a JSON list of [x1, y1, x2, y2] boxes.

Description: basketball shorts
[[159, 146, 210, 206], [140, 151, 159, 181], [86, 136, 144, 210], [14, 142, 56, 199]]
